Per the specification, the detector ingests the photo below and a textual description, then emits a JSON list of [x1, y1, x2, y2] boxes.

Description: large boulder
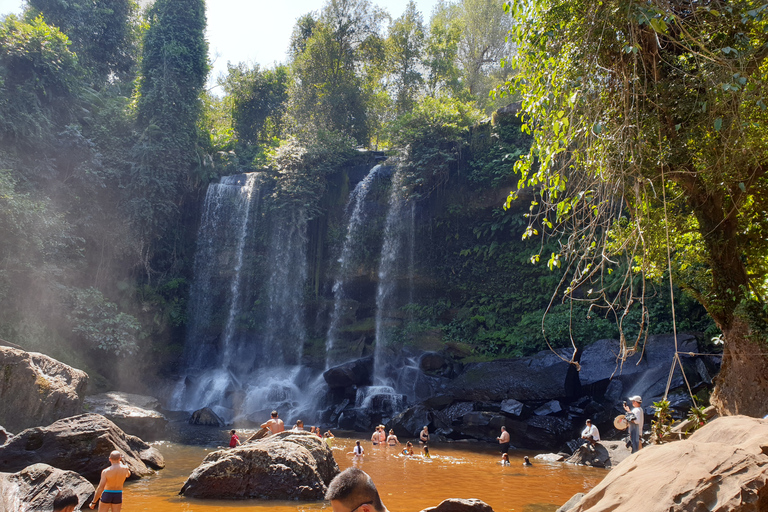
[[189, 407, 225, 427], [0, 346, 89, 432], [565, 441, 631, 469], [0, 414, 164, 482], [180, 430, 339, 500], [0, 463, 94, 512], [565, 416, 768, 512], [323, 357, 374, 389], [84, 392, 168, 441], [445, 349, 579, 401], [419, 498, 495, 512]]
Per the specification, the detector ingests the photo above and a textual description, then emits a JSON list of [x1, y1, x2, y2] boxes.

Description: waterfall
[[262, 210, 308, 367], [171, 172, 314, 422], [325, 165, 382, 368], [373, 167, 415, 386], [184, 173, 262, 371]]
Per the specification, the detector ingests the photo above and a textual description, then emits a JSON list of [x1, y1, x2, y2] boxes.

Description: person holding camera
[[623, 395, 644, 453]]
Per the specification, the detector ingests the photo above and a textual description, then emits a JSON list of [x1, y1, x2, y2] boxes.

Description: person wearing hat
[[623, 395, 644, 453]]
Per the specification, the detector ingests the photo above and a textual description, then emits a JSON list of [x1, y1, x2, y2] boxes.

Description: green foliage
[[129, 0, 209, 268], [222, 63, 289, 148], [685, 405, 708, 434], [387, 1, 425, 116], [25, 0, 141, 85], [267, 131, 358, 218], [389, 95, 482, 195], [0, 14, 80, 149], [288, 0, 387, 145], [651, 398, 673, 444], [466, 115, 531, 189], [67, 287, 140, 356], [500, 0, 768, 364]]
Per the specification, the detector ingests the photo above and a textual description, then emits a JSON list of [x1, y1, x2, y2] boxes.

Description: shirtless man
[[89, 451, 131, 511], [261, 410, 285, 435], [497, 426, 510, 455]]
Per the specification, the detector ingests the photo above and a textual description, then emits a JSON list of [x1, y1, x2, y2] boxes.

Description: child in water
[[500, 453, 510, 465], [402, 441, 414, 456], [523, 456, 532, 466]]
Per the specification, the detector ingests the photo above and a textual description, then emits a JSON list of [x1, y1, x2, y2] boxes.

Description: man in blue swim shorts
[[89, 450, 131, 511]]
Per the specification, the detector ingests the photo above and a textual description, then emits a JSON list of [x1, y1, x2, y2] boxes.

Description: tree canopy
[[501, 0, 768, 415]]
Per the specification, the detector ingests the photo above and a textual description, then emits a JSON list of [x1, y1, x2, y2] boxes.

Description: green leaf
[[714, 118, 723, 131]]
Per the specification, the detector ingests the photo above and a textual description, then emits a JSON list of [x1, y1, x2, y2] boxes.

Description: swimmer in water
[[386, 429, 399, 446], [350, 440, 365, 458], [401, 441, 414, 456], [500, 453, 510, 465], [523, 456, 532, 466]]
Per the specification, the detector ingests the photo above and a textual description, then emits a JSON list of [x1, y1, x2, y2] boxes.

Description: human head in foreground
[[109, 450, 122, 463], [326, 468, 388, 512], [53, 489, 79, 512]]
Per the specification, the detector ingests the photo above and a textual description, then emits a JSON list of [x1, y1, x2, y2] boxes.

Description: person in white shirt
[[623, 395, 644, 453], [580, 419, 600, 447]]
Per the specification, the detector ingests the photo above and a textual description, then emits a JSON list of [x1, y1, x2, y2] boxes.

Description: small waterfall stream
[[325, 165, 383, 368], [374, 167, 415, 386]]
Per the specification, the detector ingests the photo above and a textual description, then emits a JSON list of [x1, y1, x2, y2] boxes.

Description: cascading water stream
[[373, 166, 415, 388], [171, 172, 314, 422], [325, 165, 383, 368]]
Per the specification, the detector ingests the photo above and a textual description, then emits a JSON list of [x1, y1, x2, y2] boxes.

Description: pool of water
[[126, 433, 605, 512]]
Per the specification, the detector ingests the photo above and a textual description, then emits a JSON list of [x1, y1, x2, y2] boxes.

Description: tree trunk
[[710, 315, 768, 417]]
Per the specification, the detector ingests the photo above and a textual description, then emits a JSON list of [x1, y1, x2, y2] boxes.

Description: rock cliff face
[[0, 463, 94, 512], [180, 430, 339, 500], [0, 346, 89, 432], [0, 414, 164, 482], [562, 416, 768, 512]]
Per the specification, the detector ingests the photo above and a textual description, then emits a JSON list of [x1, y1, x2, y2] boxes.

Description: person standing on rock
[[580, 419, 600, 448], [261, 410, 285, 435], [89, 450, 131, 511], [497, 426, 510, 455], [624, 395, 644, 453], [229, 429, 241, 448], [53, 489, 79, 512], [326, 467, 389, 512]]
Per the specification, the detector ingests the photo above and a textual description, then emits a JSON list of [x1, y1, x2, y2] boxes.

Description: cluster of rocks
[[0, 346, 167, 510], [322, 334, 720, 450], [558, 415, 768, 512]]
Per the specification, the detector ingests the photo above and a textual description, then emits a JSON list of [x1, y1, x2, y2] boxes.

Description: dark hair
[[231, 429, 236, 435], [271, 410, 278, 417], [325, 468, 385, 512], [53, 489, 78, 511]]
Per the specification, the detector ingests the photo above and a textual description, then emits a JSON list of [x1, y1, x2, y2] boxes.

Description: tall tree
[[502, 0, 768, 415], [456, 0, 514, 99], [423, 3, 462, 98], [222, 63, 289, 147], [289, 0, 386, 144], [129, 0, 209, 275], [387, 1, 425, 115], [25, 0, 140, 85]]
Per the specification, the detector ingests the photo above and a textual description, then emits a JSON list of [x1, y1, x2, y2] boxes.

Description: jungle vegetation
[[0, 0, 728, 400]]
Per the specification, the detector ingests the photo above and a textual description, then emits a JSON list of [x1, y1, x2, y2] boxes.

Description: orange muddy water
[[127, 434, 605, 512]]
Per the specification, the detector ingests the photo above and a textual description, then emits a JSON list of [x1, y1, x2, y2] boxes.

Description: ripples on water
[[128, 433, 605, 512]]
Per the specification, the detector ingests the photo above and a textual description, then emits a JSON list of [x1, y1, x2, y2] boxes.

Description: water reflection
[[128, 435, 605, 512]]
